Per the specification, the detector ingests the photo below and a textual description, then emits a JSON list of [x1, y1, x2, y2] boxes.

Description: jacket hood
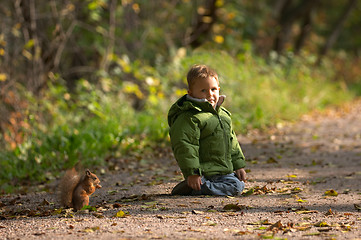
[[167, 94, 226, 127]]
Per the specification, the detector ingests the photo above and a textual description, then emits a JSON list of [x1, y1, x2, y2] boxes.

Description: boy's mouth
[[208, 99, 217, 106]]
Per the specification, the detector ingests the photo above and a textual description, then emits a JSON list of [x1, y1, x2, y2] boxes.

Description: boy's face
[[188, 76, 220, 108]]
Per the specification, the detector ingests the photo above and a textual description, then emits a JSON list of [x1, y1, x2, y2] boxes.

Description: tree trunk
[[184, 0, 217, 49], [272, 0, 317, 55], [316, 0, 357, 65], [294, 9, 312, 54]]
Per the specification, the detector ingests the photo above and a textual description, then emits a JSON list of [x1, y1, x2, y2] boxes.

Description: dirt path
[[1, 100, 361, 240]]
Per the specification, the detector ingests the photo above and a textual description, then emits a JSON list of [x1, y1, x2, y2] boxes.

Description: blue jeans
[[192, 173, 245, 196]]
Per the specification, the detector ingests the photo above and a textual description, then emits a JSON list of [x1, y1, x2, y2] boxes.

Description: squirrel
[[59, 168, 102, 210]]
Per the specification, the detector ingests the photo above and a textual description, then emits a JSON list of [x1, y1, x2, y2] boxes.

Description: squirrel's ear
[[86, 169, 91, 176]]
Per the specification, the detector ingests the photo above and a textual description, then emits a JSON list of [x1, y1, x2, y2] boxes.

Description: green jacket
[[168, 94, 246, 179]]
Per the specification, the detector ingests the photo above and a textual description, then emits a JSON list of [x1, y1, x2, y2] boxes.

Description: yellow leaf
[[324, 189, 338, 196], [286, 174, 297, 178], [214, 35, 224, 44], [295, 210, 318, 214], [175, 89, 187, 96], [22, 49, 32, 60], [202, 16, 213, 23], [215, 0, 224, 8], [0, 73, 7, 81], [114, 210, 126, 218], [291, 187, 302, 193], [52, 208, 63, 215], [242, 188, 254, 196], [314, 221, 329, 227], [24, 39, 35, 49], [132, 3, 140, 13]]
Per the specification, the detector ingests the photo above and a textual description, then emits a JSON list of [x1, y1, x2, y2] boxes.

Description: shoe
[[171, 180, 193, 195]]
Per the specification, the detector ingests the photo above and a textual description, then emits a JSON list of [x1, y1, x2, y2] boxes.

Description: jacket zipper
[[217, 114, 229, 164]]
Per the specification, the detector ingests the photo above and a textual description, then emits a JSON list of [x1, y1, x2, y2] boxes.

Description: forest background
[[0, 0, 360, 193]]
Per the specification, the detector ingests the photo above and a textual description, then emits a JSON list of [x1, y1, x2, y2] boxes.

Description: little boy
[[168, 64, 246, 196]]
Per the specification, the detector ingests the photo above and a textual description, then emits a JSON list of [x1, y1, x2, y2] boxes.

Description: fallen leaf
[[267, 220, 283, 231], [325, 208, 334, 216], [295, 210, 318, 214], [192, 210, 203, 214], [234, 230, 253, 235], [247, 219, 272, 225], [314, 221, 329, 227], [92, 212, 104, 218], [290, 207, 318, 214], [177, 204, 188, 207], [223, 204, 246, 211], [317, 227, 332, 232], [266, 157, 278, 164], [303, 232, 320, 236], [52, 208, 63, 215], [294, 225, 311, 231], [82, 226, 100, 233], [80, 205, 97, 211], [107, 190, 118, 195], [291, 187, 302, 193], [33, 232, 45, 236], [188, 228, 206, 232], [114, 210, 126, 218], [226, 196, 235, 199], [242, 188, 254, 196], [113, 203, 123, 208], [144, 201, 158, 205], [259, 233, 275, 239], [41, 199, 50, 206], [202, 220, 217, 226], [324, 189, 338, 196], [343, 189, 351, 194], [354, 204, 361, 211]]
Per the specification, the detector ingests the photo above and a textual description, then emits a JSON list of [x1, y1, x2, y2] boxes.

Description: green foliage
[[0, 73, 169, 192], [161, 50, 352, 131]]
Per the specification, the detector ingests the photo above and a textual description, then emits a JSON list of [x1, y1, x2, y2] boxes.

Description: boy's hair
[[187, 65, 219, 89]]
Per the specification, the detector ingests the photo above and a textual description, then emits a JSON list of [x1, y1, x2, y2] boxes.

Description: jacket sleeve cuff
[[233, 159, 246, 170], [182, 168, 202, 178]]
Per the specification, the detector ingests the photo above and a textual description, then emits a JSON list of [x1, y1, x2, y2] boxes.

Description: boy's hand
[[235, 168, 247, 182], [187, 175, 202, 191]]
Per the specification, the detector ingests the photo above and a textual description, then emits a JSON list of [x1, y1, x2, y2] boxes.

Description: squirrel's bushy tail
[[60, 168, 80, 207]]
